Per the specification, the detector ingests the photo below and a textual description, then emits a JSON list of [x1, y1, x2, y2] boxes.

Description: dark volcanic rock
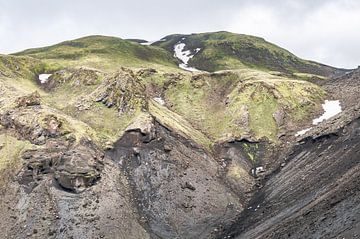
[[55, 145, 104, 193], [19, 142, 104, 194], [110, 122, 246, 239]]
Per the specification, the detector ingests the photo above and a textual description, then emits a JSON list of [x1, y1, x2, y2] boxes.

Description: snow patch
[[174, 43, 192, 64], [295, 100, 342, 136], [251, 166, 265, 175], [140, 41, 155, 46], [153, 97, 165, 105], [313, 100, 342, 125], [173, 39, 201, 72], [38, 74, 52, 84], [140, 38, 167, 46]]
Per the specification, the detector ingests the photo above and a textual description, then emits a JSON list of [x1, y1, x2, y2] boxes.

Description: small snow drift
[[38, 74, 52, 84], [313, 100, 342, 125], [140, 38, 167, 46], [140, 41, 155, 46], [295, 100, 342, 136], [251, 166, 265, 176], [153, 97, 165, 105], [173, 40, 201, 72]]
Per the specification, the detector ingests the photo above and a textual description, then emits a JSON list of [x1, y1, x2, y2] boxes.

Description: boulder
[[15, 91, 41, 107], [54, 145, 104, 193]]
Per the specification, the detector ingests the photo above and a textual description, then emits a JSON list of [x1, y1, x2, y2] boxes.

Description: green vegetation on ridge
[[14, 35, 179, 72]]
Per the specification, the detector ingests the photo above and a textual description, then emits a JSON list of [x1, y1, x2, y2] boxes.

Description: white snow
[[174, 43, 192, 64], [38, 74, 52, 84], [140, 38, 167, 46], [179, 64, 201, 72], [295, 100, 342, 136], [173, 40, 202, 72], [251, 166, 265, 175], [153, 97, 165, 105], [140, 40, 157, 46], [312, 100, 342, 125]]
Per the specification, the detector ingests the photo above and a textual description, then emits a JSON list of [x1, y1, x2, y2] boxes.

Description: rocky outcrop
[[41, 67, 101, 91], [20, 141, 104, 193], [0, 107, 73, 145], [93, 69, 146, 114], [0, 144, 148, 239]]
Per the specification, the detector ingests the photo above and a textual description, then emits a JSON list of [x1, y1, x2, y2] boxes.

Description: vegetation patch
[[0, 134, 35, 186]]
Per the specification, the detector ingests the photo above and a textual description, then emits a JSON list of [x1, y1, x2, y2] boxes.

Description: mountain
[[153, 31, 347, 77], [0, 31, 358, 239]]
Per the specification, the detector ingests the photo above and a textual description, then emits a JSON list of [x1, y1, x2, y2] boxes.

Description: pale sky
[[0, 0, 359, 69]]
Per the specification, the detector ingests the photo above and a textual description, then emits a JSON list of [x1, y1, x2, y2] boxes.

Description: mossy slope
[[163, 69, 325, 142]]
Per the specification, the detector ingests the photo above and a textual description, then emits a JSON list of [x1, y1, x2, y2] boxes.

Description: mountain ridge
[[13, 31, 352, 76]]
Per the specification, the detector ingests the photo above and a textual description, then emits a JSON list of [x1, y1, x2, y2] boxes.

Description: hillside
[[14, 35, 178, 71], [153, 31, 346, 77], [0, 32, 358, 239]]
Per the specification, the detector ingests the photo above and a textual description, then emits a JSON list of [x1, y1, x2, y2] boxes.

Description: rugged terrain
[[0, 31, 358, 239]]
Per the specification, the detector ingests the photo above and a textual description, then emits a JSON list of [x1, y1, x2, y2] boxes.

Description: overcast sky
[[0, 0, 359, 68]]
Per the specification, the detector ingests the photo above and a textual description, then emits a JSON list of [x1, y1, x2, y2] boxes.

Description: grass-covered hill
[[153, 31, 345, 77], [14, 35, 178, 71]]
